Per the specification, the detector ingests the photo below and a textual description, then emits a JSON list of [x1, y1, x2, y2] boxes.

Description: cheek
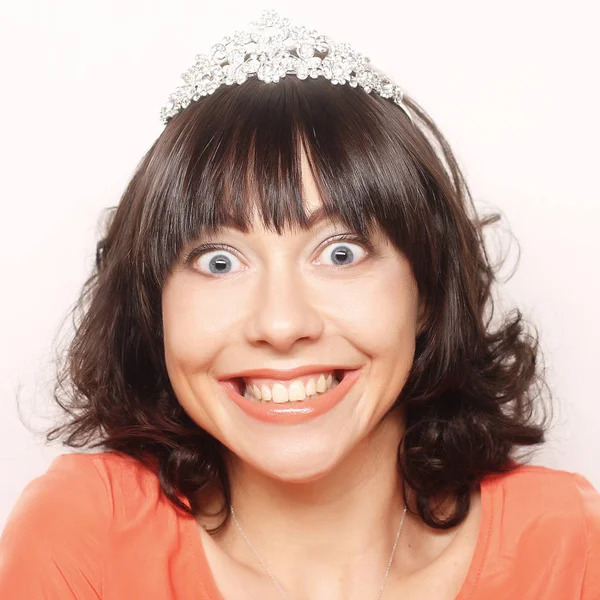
[[161, 278, 242, 372], [314, 269, 419, 358]]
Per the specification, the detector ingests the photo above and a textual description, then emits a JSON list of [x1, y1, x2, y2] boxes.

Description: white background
[[1, 0, 599, 530]]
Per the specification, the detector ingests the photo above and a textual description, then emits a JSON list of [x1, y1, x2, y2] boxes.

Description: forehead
[[217, 146, 328, 235]]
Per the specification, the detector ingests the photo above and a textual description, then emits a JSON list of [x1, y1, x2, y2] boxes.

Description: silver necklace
[[230, 498, 409, 600]]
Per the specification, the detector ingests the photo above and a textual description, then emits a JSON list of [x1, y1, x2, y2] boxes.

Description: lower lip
[[220, 369, 361, 424]]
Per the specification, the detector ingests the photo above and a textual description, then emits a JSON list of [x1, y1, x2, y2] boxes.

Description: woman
[[1, 10, 598, 600]]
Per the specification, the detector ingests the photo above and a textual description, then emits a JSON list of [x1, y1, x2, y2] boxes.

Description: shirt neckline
[[186, 476, 494, 599]]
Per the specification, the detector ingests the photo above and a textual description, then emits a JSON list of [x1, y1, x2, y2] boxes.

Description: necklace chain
[[230, 498, 409, 600]]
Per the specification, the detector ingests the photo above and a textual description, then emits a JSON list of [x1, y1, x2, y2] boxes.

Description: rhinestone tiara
[[160, 9, 412, 125]]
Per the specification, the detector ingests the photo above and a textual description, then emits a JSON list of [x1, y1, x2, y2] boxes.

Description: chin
[[241, 442, 347, 484]]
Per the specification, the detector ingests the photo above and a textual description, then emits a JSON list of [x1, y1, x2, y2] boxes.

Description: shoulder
[[2, 452, 117, 540], [3, 450, 161, 526], [482, 463, 600, 597], [485, 460, 593, 488], [0, 451, 166, 598], [484, 462, 600, 520], [483, 463, 600, 530]]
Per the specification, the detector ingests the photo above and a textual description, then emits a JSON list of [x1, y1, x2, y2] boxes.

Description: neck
[[221, 412, 408, 588]]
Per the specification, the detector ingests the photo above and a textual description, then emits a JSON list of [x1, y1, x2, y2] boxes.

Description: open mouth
[[220, 368, 362, 424], [228, 369, 347, 404]]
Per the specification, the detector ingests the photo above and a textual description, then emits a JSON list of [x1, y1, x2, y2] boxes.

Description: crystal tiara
[[159, 9, 412, 125]]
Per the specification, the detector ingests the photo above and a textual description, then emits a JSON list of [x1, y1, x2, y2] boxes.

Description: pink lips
[[219, 368, 361, 424]]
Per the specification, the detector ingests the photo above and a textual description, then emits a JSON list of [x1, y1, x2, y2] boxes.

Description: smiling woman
[[162, 147, 423, 483], [1, 9, 599, 600]]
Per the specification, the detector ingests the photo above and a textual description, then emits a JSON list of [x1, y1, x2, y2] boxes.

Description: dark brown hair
[[45, 75, 551, 530]]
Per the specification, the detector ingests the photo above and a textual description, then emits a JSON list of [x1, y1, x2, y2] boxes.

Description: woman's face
[[162, 151, 423, 482]]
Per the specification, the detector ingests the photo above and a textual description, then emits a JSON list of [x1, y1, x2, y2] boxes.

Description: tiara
[[160, 9, 412, 125]]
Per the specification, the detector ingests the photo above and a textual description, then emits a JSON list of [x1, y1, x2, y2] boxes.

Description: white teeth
[[241, 372, 342, 403], [288, 380, 306, 401], [316, 374, 327, 393], [271, 383, 289, 404], [260, 384, 272, 401]]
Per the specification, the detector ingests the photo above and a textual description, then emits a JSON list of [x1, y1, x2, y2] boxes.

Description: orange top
[[0, 451, 599, 599]]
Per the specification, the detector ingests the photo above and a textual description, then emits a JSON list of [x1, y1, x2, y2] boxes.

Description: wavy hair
[[45, 76, 551, 530]]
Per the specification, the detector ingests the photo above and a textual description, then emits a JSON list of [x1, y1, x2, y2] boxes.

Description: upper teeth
[[243, 373, 338, 403]]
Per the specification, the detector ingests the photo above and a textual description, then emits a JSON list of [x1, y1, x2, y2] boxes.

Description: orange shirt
[[0, 451, 599, 599]]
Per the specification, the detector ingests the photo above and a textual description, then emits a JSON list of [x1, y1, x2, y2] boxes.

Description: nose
[[243, 264, 325, 353]]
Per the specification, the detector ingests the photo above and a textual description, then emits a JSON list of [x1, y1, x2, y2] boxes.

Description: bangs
[[139, 76, 431, 281]]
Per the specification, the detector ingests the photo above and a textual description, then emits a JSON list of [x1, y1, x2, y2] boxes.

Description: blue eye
[[195, 249, 243, 275], [318, 240, 367, 266]]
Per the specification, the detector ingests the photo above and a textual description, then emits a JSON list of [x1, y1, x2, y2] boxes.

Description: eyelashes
[[183, 233, 376, 277]]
